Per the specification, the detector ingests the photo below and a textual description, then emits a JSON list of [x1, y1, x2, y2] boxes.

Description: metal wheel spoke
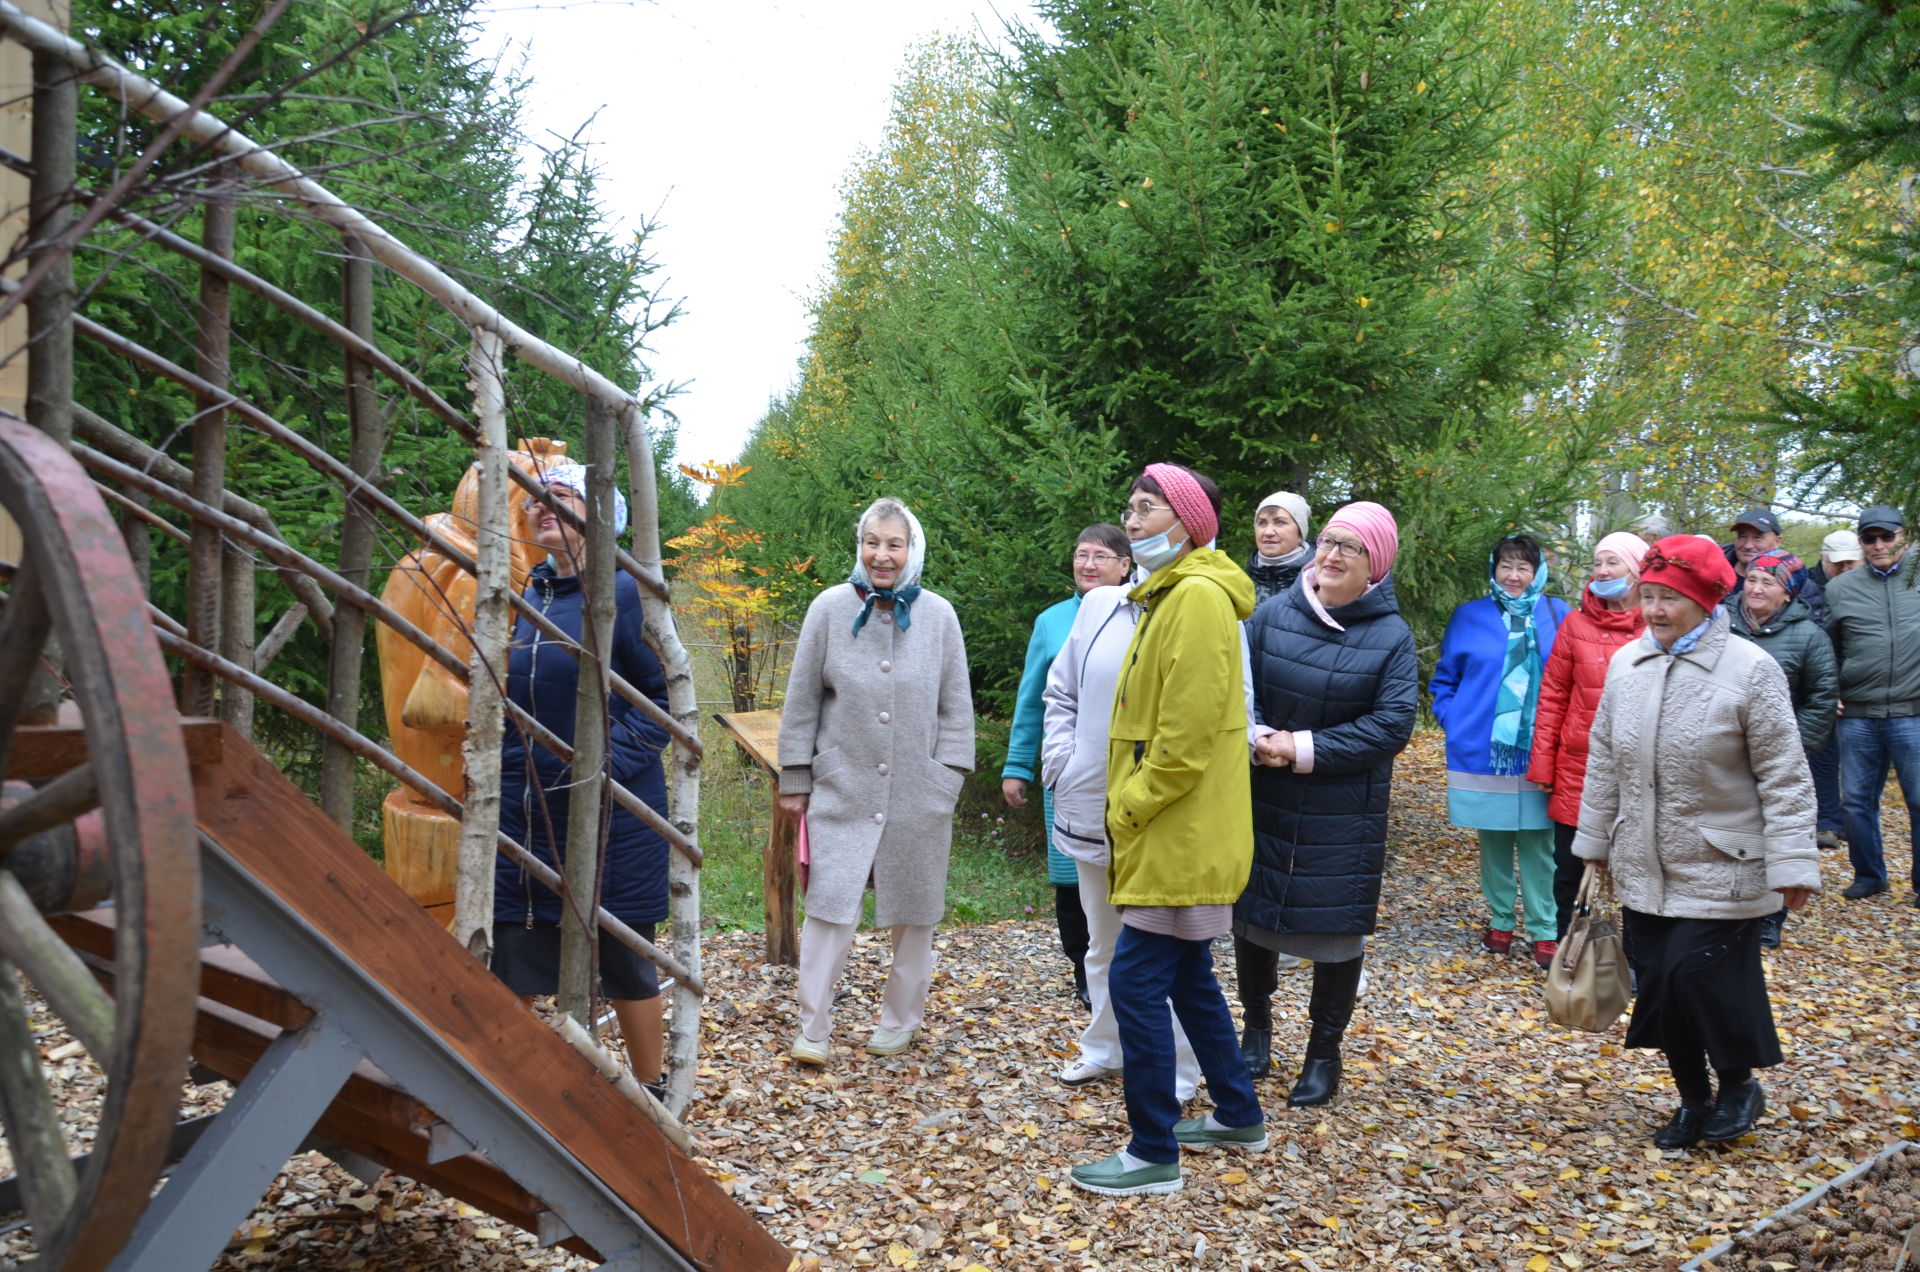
[[0, 873, 114, 1057], [0, 559, 51, 776], [0, 762, 101, 853], [0, 955, 80, 1238]]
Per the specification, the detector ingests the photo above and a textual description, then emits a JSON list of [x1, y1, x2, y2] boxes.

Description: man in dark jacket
[[1724, 506, 1824, 625], [1825, 505, 1920, 903]]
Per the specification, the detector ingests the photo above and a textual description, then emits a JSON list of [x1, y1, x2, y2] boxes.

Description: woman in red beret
[[1571, 535, 1821, 1149]]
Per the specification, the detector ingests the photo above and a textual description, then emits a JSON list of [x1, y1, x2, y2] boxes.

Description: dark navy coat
[[1237, 577, 1419, 937], [495, 563, 671, 928]]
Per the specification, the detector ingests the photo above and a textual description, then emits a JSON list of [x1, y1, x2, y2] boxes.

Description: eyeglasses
[[1315, 535, 1368, 559], [1860, 529, 1901, 546], [1119, 502, 1173, 524], [1073, 552, 1125, 567]]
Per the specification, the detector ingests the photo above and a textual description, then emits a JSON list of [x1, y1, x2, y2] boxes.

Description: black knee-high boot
[[1234, 936, 1279, 1078], [1288, 955, 1364, 1108]]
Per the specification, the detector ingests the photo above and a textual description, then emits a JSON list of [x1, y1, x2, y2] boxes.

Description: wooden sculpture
[[376, 437, 564, 917]]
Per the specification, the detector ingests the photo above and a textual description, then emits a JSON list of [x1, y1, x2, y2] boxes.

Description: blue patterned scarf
[[1489, 554, 1550, 774]]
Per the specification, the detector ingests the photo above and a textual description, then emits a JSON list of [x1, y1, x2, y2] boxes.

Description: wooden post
[[621, 403, 704, 1113], [558, 396, 617, 1029], [320, 236, 385, 822], [712, 710, 796, 966], [16, 24, 75, 722], [182, 182, 233, 719], [454, 329, 510, 964]]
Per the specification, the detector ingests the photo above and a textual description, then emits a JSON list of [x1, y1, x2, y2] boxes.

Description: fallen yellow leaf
[[1067, 1238, 1090, 1252], [887, 1244, 917, 1268], [1527, 1256, 1550, 1272]]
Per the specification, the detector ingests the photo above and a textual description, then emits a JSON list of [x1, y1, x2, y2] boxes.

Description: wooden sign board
[[712, 709, 782, 777]]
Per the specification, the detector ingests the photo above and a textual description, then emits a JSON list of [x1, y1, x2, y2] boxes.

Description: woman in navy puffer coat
[[1237, 502, 1418, 1109], [493, 464, 671, 1085]]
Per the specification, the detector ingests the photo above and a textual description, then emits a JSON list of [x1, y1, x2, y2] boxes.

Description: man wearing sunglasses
[[1823, 505, 1920, 903]]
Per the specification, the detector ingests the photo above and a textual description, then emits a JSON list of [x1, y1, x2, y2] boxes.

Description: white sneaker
[[865, 1026, 918, 1056], [791, 1034, 829, 1066], [1059, 1057, 1122, 1087]]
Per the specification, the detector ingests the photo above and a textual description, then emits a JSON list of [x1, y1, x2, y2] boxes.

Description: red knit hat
[[1639, 534, 1735, 612]]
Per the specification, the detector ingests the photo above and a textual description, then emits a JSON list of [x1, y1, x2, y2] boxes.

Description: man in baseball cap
[[1818, 529, 1862, 583], [1824, 505, 1918, 902], [1724, 506, 1825, 624]]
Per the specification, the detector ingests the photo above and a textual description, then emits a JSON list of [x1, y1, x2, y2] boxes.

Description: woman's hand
[[778, 793, 809, 822], [1001, 777, 1029, 809], [1259, 731, 1297, 767], [1778, 885, 1813, 912]]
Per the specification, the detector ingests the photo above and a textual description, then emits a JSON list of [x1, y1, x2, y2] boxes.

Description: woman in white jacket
[[1042, 575, 1200, 1096]]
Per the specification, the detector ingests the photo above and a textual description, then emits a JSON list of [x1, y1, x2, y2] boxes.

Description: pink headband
[[1143, 463, 1218, 546], [1323, 501, 1400, 583]]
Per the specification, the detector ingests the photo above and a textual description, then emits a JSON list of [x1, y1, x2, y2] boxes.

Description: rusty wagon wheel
[[0, 415, 199, 1271]]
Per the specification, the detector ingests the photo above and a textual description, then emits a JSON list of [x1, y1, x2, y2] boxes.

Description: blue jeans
[[1808, 735, 1844, 836], [1838, 715, 1920, 889], [1109, 926, 1263, 1164]]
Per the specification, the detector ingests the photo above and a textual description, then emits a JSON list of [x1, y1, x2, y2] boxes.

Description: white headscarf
[[535, 457, 629, 538], [848, 498, 926, 633]]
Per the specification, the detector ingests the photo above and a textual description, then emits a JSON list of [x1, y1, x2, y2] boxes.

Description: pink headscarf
[[1322, 501, 1399, 583], [1593, 531, 1649, 575], [1142, 462, 1219, 547]]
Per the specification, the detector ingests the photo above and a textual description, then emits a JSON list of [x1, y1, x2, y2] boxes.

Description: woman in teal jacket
[[1430, 534, 1570, 967], [1002, 524, 1133, 1006]]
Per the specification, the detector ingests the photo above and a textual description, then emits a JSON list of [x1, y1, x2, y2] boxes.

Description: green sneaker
[[1173, 1116, 1269, 1153], [1069, 1153, 1183, 1196]]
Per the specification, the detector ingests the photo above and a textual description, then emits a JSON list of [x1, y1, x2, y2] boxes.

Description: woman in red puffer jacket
[[1526, 531, 1648, 939]]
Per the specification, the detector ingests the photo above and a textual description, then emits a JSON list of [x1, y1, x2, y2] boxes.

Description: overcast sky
[[477, 0, 1040, 468]]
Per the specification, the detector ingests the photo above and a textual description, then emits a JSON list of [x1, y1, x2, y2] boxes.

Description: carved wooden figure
[[376, 437, 565, 916]]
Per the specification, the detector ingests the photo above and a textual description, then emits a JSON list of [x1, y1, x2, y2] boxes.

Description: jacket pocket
[[924, 756, 965, 804], [1697, 823, 1768, 900], [812, 746, 847, 782]]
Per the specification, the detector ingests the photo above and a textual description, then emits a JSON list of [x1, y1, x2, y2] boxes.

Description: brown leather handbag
[[1545, 864, 1631, 1032]]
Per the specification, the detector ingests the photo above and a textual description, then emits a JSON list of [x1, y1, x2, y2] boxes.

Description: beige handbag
[[1544, 864, 1631, 1032]]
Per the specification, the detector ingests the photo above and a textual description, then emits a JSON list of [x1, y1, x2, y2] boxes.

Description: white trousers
[[796, 916, 935, 1042], [1075, 859, 1200, 1099]]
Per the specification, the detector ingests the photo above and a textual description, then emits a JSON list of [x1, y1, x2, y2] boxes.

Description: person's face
[[1122, 490, 1183, 546], [1861, 526, 1907, 571], [1589, 549, 1632, 583], [1314, 528, 1369, 594], [1743, 569, 1789, 615], [1073, 539, 1131, 591], [1494, 553, 1537, 598], [860, 518, 911, 589], [1825, 555, 1860, 576], [1732, 525, 1780, 566], [1254, 506, 1302, 557], [1639, 582, 1710, 645], [528, 485, 586, 561]]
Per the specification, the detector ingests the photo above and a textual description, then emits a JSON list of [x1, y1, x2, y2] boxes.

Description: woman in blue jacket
[[1430, 534, 1569, 968], [493, 461, 672, 1087], [1003, 524, 1133, 1006]]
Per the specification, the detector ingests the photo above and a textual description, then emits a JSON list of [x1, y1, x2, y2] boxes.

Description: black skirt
[[1623, 909, 1782, 1070], [489, 922, 660, 1001]]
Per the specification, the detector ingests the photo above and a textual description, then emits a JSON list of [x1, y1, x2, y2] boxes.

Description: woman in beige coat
[[1573, 535, 1819, 1150], [778, 498, 974, 1065]]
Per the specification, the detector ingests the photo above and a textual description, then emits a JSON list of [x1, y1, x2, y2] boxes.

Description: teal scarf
[[1489, 555, 1550, 774]]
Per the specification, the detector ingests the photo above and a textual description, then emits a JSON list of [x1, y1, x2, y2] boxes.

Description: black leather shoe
[[1703, 1080, 1764, 1143], [1240, 1027, 1272, 1079], [1757, 915, 1784, 949], [1654, 1105, 1709, 1150], [1841, 879, 1888, 900], [1286, 1054, 1341, 1107]]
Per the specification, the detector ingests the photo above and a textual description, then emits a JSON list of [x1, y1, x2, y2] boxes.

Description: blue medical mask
[[1589, 575, 1634, 601], [1131, 528, 1187, 573]]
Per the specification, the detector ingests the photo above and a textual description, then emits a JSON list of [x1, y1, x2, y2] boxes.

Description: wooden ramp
[[51, 722, 787, 1272]]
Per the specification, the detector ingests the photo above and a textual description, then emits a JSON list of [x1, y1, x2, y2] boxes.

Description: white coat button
[[878, 711, 891, 724], [873, 812, 885, 824], [878, 763, 889, 776], [880, 660, 892, 672]]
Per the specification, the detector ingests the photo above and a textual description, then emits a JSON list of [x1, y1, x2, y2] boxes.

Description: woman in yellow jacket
[[1069, 463, 1268, 1197]]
